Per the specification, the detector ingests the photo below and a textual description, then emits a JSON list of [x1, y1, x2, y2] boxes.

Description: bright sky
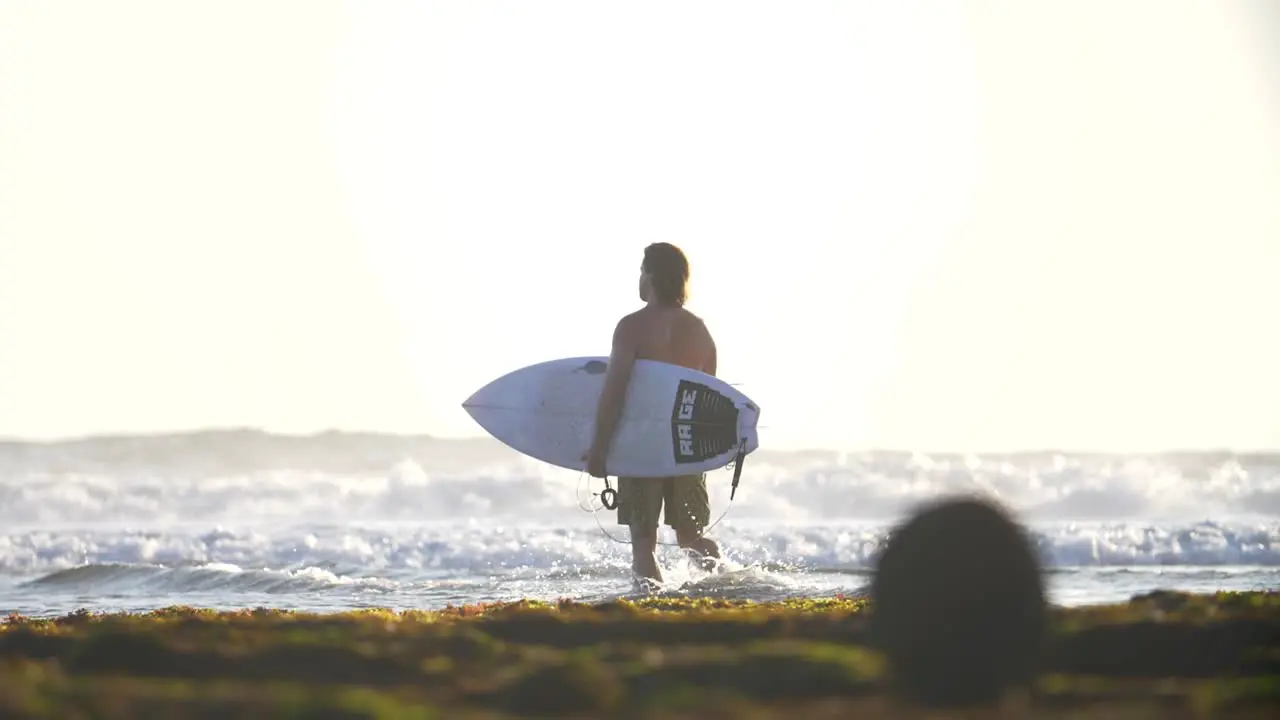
[[1, 0, 1277, 452]]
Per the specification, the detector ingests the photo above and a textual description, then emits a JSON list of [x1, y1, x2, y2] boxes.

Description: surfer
[[585, 242, 723, 584]]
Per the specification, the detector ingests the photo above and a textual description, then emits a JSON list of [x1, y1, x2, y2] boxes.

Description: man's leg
[[665, 474, 721, 570], [615, 476, 665, 583]]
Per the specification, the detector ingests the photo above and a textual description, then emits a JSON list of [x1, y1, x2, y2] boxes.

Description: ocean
[[1, 431, 1276, 617]]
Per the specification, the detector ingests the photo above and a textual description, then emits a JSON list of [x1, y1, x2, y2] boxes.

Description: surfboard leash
[[574, 454, 744, 548]]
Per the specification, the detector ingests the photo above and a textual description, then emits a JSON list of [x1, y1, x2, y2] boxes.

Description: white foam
[[2, 451, 1277, 528], [21, 561, 398, 595], [0, 448, 1277, 584], [2, 518, 1277, 581]]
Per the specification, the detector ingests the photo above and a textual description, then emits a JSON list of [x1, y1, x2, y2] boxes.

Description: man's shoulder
[[611, 309, 647, 340], [617, 306, 710, 331], [681, 308, 712, 334], [615, 308, 647, 327]]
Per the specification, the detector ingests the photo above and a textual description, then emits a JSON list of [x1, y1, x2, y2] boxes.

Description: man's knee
[[631, 525, 657, 539]]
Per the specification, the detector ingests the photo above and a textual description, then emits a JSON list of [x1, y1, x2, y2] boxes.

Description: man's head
[[869, 495, 1047, 710], [639, 243, 690, 306]]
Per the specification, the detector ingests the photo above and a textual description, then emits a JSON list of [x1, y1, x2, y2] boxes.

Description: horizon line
[[0, 426, 1275, 457]]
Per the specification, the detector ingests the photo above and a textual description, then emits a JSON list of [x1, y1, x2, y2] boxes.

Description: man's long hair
[[643, 242, 690, 306]]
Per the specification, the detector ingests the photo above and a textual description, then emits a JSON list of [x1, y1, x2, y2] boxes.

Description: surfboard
[[462, 356, 761, 478]]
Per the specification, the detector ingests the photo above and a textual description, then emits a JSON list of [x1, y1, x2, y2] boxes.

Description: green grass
[[0, 591, 1276, 718]]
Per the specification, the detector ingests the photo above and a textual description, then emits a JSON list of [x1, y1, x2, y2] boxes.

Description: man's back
[[627, 305, 716, 376]]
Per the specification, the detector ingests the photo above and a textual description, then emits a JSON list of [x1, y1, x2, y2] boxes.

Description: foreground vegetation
[[0, 591, 1276, 718]]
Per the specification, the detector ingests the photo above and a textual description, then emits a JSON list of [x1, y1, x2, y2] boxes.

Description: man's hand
[[583, 443, 608, 479]]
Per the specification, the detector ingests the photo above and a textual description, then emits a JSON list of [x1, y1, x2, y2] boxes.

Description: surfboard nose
[[461, 385, 497, 435], [461, 381, 494, 418], [461, 370, 520, 426], [461, 385, 482, 410]]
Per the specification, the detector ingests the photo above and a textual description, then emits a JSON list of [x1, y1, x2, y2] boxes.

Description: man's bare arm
[[590, 316, 639, 456]]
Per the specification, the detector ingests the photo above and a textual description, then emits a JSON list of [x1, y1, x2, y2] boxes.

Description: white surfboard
[[462, 356, 761, 478]]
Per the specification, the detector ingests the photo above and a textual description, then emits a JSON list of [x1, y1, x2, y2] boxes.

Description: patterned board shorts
[[615, 474, 710, 532]]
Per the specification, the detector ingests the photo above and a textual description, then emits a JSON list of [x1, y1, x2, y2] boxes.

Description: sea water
[[1, 434, 1275, 617]]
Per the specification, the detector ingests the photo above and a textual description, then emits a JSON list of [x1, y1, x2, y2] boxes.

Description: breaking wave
[[1, 432, 1277, 528], [24, 562, 396, 595], [3, 520, 1277, 581]]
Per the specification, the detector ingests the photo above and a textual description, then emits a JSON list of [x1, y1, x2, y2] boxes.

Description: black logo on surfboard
[[670, 380, 739, 464], [573, 360, 608, 375]]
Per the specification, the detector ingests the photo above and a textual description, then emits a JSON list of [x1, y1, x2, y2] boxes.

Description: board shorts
[[615, 474, 710, 532]]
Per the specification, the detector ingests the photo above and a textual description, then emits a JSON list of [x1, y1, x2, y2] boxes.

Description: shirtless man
[[584, 242, 722, 584]]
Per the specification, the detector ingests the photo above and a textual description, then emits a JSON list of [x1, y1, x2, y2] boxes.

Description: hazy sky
[[2, 0, 1277, 452]]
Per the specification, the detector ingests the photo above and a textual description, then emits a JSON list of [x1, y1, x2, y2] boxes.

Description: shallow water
[[1, 520, 1275, 617], [1, 439, 1276, 616]]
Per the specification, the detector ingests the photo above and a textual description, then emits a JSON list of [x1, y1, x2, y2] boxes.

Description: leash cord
[[575, 468, 736, 546]]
